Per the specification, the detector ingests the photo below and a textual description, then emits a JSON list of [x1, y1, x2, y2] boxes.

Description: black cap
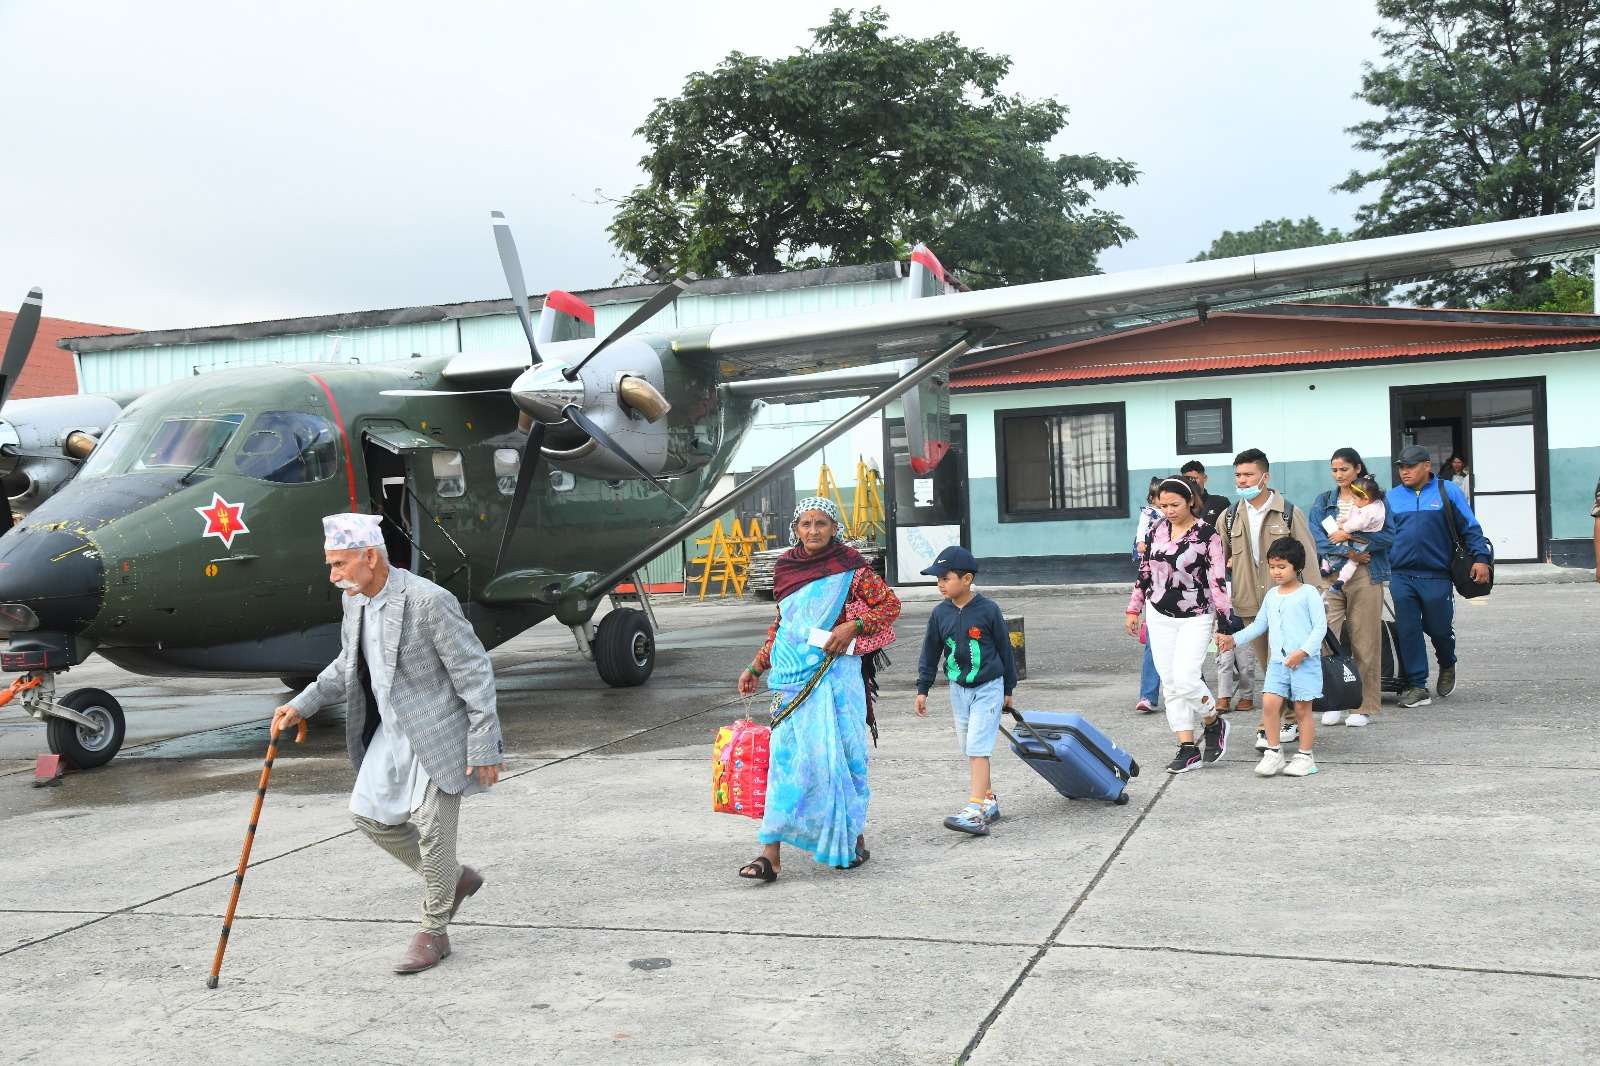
[[1395, 445, 1432, 466], [920, 545, 978, 576]]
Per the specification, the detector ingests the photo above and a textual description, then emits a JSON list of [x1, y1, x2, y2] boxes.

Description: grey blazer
[[290, 566, 503, 794]]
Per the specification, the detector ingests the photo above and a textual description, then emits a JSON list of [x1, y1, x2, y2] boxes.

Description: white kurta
[[348, 578, 432, 825]]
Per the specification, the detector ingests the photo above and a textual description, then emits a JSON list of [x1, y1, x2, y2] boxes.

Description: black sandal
[[847, 842, 870, 869], [738, 855, 778, 882]]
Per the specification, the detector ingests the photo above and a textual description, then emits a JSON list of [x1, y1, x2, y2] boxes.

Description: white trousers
[[1146, 609, 1217, 735]]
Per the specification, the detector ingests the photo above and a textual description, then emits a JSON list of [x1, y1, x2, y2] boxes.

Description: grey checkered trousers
[[352, 783, 462, 932]]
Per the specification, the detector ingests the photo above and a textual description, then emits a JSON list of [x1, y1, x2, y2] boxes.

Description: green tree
[[1191, 217, 1347, 261], [1336, 0, 1600, 308], [607, 8, 1137, 288]]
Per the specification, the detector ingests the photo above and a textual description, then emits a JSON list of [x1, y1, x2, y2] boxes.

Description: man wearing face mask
[[271, 513, 504, 975], [1220, 449, 1322, 752]]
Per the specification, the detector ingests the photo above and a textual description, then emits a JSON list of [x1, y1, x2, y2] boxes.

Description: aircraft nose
[[0, 524, 105, 635]]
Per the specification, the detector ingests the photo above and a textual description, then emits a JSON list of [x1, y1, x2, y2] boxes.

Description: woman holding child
[[1124, 476, 1237, 774], [1310, 448, 1393, 728], [734, 497, 901, 881]]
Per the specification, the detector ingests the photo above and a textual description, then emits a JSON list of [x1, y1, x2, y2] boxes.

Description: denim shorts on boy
[[1263, 657, 1324, 702], [950, 676, 1005, 757]]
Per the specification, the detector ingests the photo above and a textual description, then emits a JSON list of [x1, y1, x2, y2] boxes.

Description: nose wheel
[[44, 688, 127, 769]]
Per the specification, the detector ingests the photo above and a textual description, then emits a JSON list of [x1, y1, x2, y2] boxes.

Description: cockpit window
[[134, 415, 245, 472], [76, 423, 133, 479], [233, 411, 339, 484]]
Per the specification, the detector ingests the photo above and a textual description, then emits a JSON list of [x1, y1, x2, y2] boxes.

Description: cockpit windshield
[[135, 415, 246, 472], [76, 422, 134, 479]]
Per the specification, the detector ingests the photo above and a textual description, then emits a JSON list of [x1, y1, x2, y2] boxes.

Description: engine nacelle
[[0, 393, 125, 513]]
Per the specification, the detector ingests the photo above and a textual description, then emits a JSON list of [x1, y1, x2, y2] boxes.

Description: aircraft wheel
[[280, 676, 317, 692], [594, 608, 655, 688], [45, 688, 126, 769]]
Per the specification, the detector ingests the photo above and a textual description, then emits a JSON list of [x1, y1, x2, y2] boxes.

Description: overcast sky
[[1, 1, 1384, 330]]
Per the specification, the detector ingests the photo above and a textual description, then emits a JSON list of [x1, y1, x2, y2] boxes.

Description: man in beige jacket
[[1218, 448, 1322, 752]]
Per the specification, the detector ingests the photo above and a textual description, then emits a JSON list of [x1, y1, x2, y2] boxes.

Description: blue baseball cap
[[920, 545, 978, 576]]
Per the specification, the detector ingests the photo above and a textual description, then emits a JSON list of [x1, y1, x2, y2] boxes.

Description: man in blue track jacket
[[1385, 445, 1493, 707]]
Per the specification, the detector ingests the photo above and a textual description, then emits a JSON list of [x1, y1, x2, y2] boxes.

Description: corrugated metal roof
[[951, 332, 1600, 389]]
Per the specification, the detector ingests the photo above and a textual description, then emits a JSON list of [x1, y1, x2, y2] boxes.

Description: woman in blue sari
[[735, 498, 901, 881]]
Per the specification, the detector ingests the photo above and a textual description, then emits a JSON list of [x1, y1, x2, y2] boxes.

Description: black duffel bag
[[1314, 632, 1363, 714], [1437, 482, 1494, 599]]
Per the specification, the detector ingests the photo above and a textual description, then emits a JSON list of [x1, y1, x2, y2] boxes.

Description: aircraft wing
[[668, 211, 1600, 380]]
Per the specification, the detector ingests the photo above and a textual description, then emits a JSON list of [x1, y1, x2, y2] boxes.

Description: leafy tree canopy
[[607, 7, 1137, 289], [1191, 217, 1347, 261], [1336, 0, 1600, 308]]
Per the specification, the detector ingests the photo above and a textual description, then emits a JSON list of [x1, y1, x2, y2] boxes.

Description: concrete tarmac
[[1, 583, 1596, 1064]]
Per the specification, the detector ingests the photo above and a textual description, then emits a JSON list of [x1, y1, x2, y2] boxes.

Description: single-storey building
[[880, 302, 1600, 584]]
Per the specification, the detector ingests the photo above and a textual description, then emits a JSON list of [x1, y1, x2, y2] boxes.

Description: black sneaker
[[1436, 666, 1456, 698], [1202, 716, 1229, 764], [1166, 742, 1202, 775]]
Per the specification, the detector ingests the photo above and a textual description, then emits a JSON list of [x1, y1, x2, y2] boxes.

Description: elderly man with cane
[[271, 513, 504, 974]]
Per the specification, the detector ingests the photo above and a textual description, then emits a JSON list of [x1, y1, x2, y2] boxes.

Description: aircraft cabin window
[[134, 415, 245, 472], [77, 422, 134, 478], [234, 411, 339, 484], [433, 450, 466, 498], [493, 448, 519, 495]]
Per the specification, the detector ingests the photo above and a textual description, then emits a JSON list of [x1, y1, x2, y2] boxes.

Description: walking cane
[[206, 717, 307, 989]]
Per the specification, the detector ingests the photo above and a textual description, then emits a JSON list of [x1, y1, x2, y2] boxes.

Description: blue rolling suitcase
[[998, 709, 1139, 805]]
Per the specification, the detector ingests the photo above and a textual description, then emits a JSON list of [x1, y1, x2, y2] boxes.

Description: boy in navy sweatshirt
[[913, 546, 1018, 836]]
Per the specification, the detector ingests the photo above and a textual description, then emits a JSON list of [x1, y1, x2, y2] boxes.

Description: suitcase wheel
[[1128, 758, 1140, 778], [1114, 792, 1130, 805]]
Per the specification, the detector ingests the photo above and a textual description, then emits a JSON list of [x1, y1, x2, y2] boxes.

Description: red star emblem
[[195, 493, 249, 548]]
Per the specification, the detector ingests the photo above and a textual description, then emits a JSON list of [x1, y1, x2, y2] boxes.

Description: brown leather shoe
[[450, 865, 484, 921], [394, 930, 450, 974]]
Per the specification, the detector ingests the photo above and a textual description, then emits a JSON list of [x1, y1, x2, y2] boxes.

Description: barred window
[[1175, 398, 1232, 453], [997, 403, 1126, 521]]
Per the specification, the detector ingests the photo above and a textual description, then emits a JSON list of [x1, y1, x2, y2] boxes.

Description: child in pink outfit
[[1323, 478, 1385, 592]]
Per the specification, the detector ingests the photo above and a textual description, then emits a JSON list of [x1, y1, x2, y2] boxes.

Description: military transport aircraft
[[0, 209, 1597, 767]]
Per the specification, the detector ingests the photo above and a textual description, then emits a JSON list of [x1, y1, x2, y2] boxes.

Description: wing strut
[[581, 329, 992, 599]]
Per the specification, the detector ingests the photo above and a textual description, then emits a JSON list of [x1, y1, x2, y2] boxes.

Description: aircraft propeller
[[490, 211, 542, 366], [0, 287, 44, 535]]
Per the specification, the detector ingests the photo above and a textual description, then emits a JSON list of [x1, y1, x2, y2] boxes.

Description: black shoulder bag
[[1435, 483, 1494, 599]]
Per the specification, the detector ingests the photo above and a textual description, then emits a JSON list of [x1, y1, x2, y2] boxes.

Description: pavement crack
[[1048, 942, 1600, 983], [957, 772, 1174, 1065]]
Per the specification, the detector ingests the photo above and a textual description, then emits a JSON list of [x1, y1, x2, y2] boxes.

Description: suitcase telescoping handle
[[998, 707, 1132, 783]]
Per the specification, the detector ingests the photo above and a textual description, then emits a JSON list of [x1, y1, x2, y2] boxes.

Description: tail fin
[[537, 290, 596, 346], [902, 246, 953, 474]]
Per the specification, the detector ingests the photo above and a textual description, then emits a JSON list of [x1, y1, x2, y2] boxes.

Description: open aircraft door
[[883, 414, 969, 584], [359, 421, 472, 597]]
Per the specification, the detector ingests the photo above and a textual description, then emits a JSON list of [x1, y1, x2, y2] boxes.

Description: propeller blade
[[1, 287, 43, 410], [563, 405, 690, 515], [563, 274, 693, 381], [490, 211, 541, 365], [379, 388, 509, 398], [493, 421, 546, 575]]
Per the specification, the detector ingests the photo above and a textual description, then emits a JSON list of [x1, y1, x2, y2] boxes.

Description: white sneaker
[[1320, 709, 1342, 726], [1279, 722, 1300, 744], [1254, 748, 1285, 777], [1345, 713, 1370, 727], [1283, 751, 1319, 777], [1254, 729, 1269, 752]]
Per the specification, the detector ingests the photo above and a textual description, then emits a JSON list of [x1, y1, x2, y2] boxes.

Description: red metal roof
[[952, 331, 1600, 390], [0, 312, 135, 398]]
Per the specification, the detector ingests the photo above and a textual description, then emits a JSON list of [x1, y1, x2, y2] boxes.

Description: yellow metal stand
[[689, 517, 776, 599]]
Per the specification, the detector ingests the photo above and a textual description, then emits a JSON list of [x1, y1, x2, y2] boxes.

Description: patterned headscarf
[[789, 496, 844, 546], [323, 512, 384, 550]]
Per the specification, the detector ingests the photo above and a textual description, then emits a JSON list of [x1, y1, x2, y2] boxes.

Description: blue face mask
[[1235, 484, 1263, 502]]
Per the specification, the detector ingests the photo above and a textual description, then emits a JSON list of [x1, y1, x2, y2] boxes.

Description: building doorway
[[1389, 377, 1547, 562], [883, 415, 969, 584]]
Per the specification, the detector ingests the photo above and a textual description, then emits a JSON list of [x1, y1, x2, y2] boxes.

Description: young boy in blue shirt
[[1220, 537, 1327, 778], [913, 547, 1018, 835]]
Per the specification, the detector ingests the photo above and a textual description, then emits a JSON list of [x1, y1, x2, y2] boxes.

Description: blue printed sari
[[760, 569, 870, 868]]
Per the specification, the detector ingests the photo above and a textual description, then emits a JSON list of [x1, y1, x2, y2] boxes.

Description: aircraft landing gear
[[2, 673, 127, 769], [594, 609, 655, 687], [573, 571, 660, 688]]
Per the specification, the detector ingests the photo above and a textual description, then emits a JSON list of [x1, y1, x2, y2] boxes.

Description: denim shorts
[[951, 677, 1005, 757], [1264, 657, 1324, 703]]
